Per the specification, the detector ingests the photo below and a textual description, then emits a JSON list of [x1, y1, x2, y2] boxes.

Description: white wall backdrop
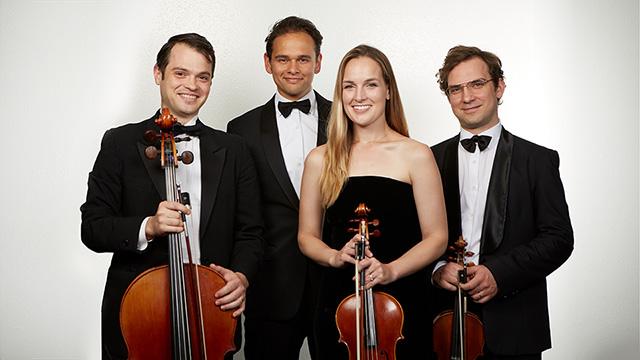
[[0, 0, 637, 359]]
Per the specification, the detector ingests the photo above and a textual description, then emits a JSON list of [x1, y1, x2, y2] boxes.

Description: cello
[[335, 203, 404, 360], [119, 108, 237, 359], [432, 236, 484, 360]]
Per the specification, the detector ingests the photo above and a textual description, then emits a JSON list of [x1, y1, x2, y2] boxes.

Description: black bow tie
[[172, 119, 205, 136], [460, 135, 492, 153], [278, 99, 311, 118]]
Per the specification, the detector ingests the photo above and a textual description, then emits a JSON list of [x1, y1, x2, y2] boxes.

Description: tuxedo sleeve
[[80, 129, 144, 253], [228, 138, 264, 282], [483, 149, 574, 297]]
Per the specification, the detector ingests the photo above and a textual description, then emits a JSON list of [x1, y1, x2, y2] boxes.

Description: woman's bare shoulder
[[305, 144, 327, 167], [399, 137, 434, 162]]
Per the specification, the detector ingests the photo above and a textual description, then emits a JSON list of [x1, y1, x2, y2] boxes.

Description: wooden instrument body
[[432, 309, 483, 360], [336, 291, 404, 360], [120, 264, 236, 359], [432, 237, 485, 360]]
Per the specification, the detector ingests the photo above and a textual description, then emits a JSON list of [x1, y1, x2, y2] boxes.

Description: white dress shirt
[[274, 90, 319, 197], [458, 122, 502, 266], [434, 122, 502, 272], [137, 116, 203, 264]]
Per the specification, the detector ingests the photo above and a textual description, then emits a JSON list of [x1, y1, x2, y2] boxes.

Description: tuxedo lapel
[[137, 116, 165, 200], [480, 128, 513, 255], [199, 131, 225, 238], [316, 91, 331, 146], [259, 99, 299, 209], [441, 136, 462, 240]]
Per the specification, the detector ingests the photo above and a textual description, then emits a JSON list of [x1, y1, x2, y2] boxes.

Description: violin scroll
[[446, 237, 475, 266], [347, 203, 381, 238]]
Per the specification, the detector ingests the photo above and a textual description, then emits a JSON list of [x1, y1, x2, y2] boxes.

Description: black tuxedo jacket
[[227, 92, 331, 320], [431, 128, 573, 355], [81, 113, 263, 357]]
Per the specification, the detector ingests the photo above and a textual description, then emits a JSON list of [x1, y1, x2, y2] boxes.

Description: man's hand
[[210, 264, 248, 317], [460, 265, 498, 303], [432, 262, 464, 291], [145, 201, 191, 239]]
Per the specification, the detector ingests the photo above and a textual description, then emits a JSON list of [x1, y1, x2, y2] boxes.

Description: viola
[[432, 236, 484, 360], [119, 108, 236, 359], [335, 203, 404, 360]]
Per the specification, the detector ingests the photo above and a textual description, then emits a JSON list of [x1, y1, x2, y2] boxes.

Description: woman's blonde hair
[[320, 44, 409, 207]]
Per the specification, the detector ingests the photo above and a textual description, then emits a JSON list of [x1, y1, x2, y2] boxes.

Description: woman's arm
[[298, 146, 360, 268], [363, 142, 448, 286]]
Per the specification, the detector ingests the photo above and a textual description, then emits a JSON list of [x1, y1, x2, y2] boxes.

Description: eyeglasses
[[446, 78, 493, 96]]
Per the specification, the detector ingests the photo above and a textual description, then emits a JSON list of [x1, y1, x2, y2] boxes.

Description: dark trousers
[[244, 314, 313, 360], [243, 279, 317, 360]]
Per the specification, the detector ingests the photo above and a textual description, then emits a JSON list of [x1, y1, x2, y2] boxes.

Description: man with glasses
[[430, 45, 574, 359]]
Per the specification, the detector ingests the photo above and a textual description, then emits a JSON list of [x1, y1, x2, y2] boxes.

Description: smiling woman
[[297, 44, 448, 359], [341, 56, 390, 129]]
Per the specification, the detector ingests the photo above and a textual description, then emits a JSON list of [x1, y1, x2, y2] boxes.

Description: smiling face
[[153, 42, 213, 124], [264, 31, 321, 101], [447, 56, 505, 133], [341, 56, 390, 129]]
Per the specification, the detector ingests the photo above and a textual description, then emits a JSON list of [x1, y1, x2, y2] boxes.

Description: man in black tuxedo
[[431, 45, 574, 359], [81, 33, 263, 359], [227, 16, 330, 360]]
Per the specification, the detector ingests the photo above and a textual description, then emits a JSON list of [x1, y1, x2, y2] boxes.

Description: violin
[[432, 236, 484, 360], [335, 203, 404, 360], [119, 108, 237, 359]]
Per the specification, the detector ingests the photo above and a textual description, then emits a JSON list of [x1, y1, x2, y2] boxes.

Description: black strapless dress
[[312, 176, 434, 359]]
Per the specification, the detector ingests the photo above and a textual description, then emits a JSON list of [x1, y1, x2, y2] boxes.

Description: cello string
[[164, 134, 181, 357], [167, 153, 181, 356], [178, 167, 207, 356], [168, 139, 192, 359]]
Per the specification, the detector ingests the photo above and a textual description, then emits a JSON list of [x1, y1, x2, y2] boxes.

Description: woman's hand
[[360, 256, 397, 288], [328, 234, 372, 268]]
